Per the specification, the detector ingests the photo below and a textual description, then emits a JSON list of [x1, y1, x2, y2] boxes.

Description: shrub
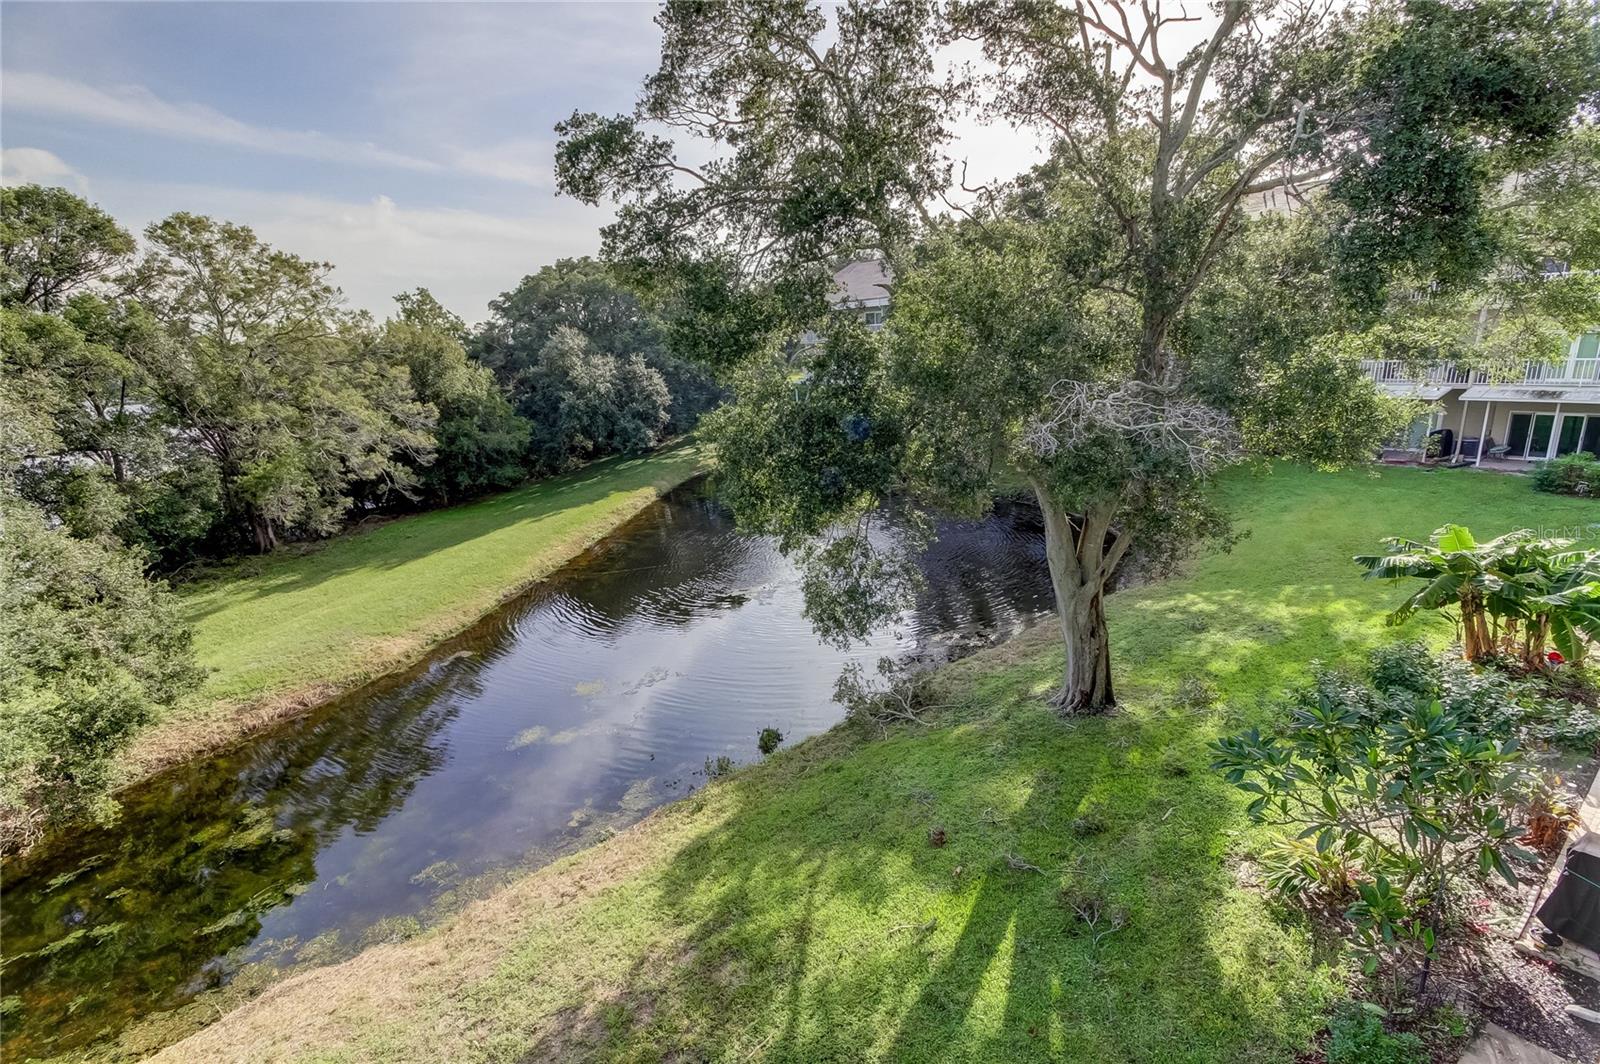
[[0, 495, 203, 850], [1212, 648, 1540, 997], [1259, 837, 1355, 898], [757, 727, 783, 755], [702, 754, 735, 779], [1367, 642, 1600, 748], [1532, 452, 1600, 496], [1327, 1007, 1426, 1064]]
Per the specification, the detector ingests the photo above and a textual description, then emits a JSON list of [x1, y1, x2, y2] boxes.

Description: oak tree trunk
[[1033, 481, 1125, 714], [250, 509, 278, 554]]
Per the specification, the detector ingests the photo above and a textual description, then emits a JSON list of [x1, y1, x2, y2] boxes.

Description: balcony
[[1361, 359, 1600, 388]]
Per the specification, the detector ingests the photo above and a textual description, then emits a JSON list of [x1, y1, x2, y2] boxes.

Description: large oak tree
[[558, 0, 1598, 711]]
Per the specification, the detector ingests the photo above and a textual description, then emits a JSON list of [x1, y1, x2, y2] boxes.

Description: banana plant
[[1355, 525, 1600, 666]]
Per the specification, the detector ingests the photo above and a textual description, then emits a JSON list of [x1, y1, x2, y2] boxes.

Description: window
[[1506, 411, 1555, 459], [862, 307, 885, 328], [1570, 332, 1600, 383]]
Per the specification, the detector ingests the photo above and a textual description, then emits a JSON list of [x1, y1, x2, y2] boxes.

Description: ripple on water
[[0, 482, 1055, 1060]]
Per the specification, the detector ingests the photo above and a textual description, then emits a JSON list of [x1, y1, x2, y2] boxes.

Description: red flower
[[1548, 650, 1566, 665]]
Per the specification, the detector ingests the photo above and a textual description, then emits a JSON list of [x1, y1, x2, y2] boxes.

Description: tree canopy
[[558, 0, 1600, 710]]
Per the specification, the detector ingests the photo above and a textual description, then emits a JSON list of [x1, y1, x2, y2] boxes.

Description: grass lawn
[[125, 443, 708, 778], [150, 465, 1597, 1064]]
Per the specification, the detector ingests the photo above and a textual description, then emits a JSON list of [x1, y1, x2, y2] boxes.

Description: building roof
[[829, 259, 893, 306], [1460, 384, 1596, 404], [1377, 382, 1455, 401]]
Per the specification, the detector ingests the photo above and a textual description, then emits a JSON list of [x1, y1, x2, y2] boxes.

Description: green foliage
[[555, 2, 953, 281], [1365, 641, 1600, 748], [708, 325, 907, 544], [757, 727, 783, 755], [1213, 647, 1545, 991], [1326, 1006, 1426, 1064], [0, 494, 202, 849], [2, 192, 697, 567], [0, 184, 135, 311], [519, 326, 671, 472], [138, 213, 436, 551], [472, 257, 720, 436], [371, 296, 530, 503], [1181, 216, 1424, 467], [1328, 0, 1600, 307], [1357, 524, 1600, 665], [1532, 452, 1600, 497]]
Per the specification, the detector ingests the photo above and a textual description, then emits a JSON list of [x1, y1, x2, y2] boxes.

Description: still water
[[1, 480, 1053, 1060]]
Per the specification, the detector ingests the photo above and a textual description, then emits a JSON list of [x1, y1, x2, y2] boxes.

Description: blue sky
[[1, 2, 668, 320]]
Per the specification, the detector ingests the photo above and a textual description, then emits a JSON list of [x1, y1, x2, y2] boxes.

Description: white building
[[799, 259, 893, 346], [1367, 330, 1600, 467]]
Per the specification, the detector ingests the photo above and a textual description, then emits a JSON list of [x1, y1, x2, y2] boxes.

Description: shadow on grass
[[510, 667, 1342, 1063]]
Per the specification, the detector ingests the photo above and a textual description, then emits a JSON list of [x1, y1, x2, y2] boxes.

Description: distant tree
[[137, 214, 435, 551], [0, 184, 135, 311], [473, 257, 720, 434], [559, 0, 1600, 711], [374, 289, 530, 502], [0, 187, 220, 563], [0, 491, 203, 851], [521, 325, 671, 470]]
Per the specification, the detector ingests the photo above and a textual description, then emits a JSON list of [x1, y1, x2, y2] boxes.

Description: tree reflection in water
[[1, 481, 1053, 1059]]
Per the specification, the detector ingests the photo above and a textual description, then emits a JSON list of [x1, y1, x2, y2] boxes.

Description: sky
[[0, 2, 1057, 323], [0, 2, 675, 321]]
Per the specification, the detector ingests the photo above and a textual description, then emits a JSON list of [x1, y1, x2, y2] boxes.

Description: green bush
[[1327, 1007, 1426, 1064], [1367, 641, 1600, 748], [0, 495, 203, 850], [1532, 452, 1600, 496], [1212, 645, 1546, 996]]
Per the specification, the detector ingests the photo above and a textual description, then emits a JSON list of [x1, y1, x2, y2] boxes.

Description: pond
[[0, 479, 1054, 1060]]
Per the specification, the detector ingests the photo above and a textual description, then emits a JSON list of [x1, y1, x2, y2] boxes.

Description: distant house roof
[[829, 259, 893, 306]]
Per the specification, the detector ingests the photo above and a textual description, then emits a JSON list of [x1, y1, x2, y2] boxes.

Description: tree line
[[0, 186, 719, 846], [2, 185, 720, 566]]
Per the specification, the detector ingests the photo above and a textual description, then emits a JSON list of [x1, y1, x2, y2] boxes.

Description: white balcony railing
[[1361, 359, 1600, 388]]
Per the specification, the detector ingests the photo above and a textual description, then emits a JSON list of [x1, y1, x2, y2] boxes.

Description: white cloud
[[90, 179, 608, 321], [0, 146, 89, 191], [3, 71, 553, 187]]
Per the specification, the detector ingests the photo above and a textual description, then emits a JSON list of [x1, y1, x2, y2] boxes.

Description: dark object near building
[[1458, 436, 1483, 461], [1426, 427, 1453, 460], [1536, 832, 1600, 953]]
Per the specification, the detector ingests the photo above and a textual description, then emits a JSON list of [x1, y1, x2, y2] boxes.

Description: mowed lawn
[[130, 444, 707, 772], [154, 465, 1597, 1064]]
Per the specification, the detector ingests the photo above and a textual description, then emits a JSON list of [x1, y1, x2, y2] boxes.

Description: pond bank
[[125, 443, 710, 792], [3, 476, 1055, 1061], [138, 465, 1597, 1063]]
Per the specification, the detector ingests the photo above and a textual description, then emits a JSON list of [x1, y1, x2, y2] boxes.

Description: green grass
[[151, 464, 1597, 1064], [129, 444, 707, 774]]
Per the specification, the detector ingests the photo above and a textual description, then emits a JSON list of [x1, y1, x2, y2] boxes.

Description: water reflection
[[1, 482, 1051, 1060]]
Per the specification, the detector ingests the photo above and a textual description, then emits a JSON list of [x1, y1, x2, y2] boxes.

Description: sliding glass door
[[1506, 412, 1555, 459], [1555, 413, 1600, 457]]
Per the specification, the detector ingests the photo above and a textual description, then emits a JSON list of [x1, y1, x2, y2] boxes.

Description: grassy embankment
[[124, 443, 708, 781], [153, 465, 1595, 1064]]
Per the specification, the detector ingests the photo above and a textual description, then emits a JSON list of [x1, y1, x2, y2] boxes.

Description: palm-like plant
[[1355, 525, 1600, 666]]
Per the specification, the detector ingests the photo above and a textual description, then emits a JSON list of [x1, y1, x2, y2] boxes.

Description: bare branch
[[1024, 379, 1243, 475]]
